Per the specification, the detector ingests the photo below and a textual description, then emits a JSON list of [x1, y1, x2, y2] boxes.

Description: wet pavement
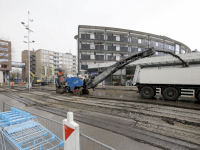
[[0, 93, 162, 150]]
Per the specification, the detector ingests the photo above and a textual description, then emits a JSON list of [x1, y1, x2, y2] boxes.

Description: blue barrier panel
[[0, 107, 64, 150]]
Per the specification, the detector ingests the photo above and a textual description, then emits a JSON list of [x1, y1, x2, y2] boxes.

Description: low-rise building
[[0, 39, 12, 82]]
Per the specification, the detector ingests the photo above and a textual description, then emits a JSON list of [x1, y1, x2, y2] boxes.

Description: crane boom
[[85, 47, 156, 89]]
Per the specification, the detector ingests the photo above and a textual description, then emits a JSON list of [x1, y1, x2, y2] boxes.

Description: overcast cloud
[[0, 0, 199, 62]]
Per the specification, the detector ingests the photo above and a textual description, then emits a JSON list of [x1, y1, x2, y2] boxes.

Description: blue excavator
[[55, 47, 157, 94]]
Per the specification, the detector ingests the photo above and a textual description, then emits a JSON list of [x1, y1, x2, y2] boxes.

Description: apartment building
[[22, 49, 77, 82], [0, 39, 12, 82], [75, 25, 191, 72], [74, 25, 191, 86]]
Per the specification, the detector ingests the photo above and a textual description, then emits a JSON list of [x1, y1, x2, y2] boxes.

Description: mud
[[1, 87, 200, 149]]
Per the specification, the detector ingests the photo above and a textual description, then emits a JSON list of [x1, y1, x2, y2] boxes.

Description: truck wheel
[[82, 89, 89, 94], [60, 87, 65, 94], [162, 87, 179, 101], [140, 86, 155, 99]]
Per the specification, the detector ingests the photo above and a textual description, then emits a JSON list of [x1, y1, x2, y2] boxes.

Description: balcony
[[30, 57, 35, 61], [95, 34, 104, 40], [81, 55, 90, 60], [107, 36, 116, 41], [107, 56, 116, 61], [81, 65, 88, 70], [95, 45, 104, 50], [95, 55, 104, 61], [30, 62, 35, 65], [120, 47, 128, 52], [107, 46, 116, 51], [139, 39, 148, 46], [131, 38, 138, 44], [81, 34, 90, 40], [120, 37, 128, 42], [81, 44, 90, 50], [131, 48, 138, 53]]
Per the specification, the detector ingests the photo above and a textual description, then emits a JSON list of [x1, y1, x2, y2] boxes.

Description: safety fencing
[[1, 101, 115, 150]]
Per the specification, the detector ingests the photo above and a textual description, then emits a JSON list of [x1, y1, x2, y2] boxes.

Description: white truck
[[133, 65, 200, 101]]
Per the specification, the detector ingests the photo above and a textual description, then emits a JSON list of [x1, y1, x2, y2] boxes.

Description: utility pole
[[21, 11, 35, 90]]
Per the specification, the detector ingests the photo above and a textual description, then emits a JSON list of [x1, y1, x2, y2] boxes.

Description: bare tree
[[10, 68, 21, 81], [10, 72, 16, 81], [39, 65, 53, 82]]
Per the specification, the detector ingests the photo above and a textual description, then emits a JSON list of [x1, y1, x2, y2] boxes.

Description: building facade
[[0, 39, 12, 83], [22, 50, 35, 82], [75, 25, 191, 72], [22, 49, 77, 82]]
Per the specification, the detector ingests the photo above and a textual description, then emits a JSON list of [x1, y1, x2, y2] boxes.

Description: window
[[49, 52, 54, 55], [4, 54, 8, 58], [0, 47, 8, 51], [175, 44, 180, 54], [0, 59, 8, 62], [42, 54, 48, 58], [1, 64, 8, 68], [42, 50, 48, 54], [181, 50, 185, 54], [138, 39, 141, 44], [41, 59, 48, 62], [0, 42, 8, 46], [59, 53, 62, 56], [156, 42, 158, 46]]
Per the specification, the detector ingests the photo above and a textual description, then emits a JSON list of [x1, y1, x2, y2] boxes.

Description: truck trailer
[[133, 65, 200, 101]]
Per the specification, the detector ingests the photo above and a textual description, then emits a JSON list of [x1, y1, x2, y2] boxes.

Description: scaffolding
[[0, 107, 64, 150]]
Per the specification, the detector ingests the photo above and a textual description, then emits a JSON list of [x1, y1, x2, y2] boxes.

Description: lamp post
[[21, 11, 35, 90]]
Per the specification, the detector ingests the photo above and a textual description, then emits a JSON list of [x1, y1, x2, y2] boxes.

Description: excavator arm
[[85, 47, 156, 89], [30, 72, 35, 81]]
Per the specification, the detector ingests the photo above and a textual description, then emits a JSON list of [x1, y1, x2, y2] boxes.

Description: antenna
[[69, 49, 71, 53]]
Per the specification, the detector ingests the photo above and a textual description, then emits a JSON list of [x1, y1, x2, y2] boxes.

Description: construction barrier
[[1, 102, 116, 150], [63, 112, 80, 150], [0, 107, 64, 150]]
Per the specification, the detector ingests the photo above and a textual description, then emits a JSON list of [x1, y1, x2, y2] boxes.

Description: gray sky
[[0, 0, 199, 62]]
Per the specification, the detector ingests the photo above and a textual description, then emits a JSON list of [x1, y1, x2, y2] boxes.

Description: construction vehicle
[[56, 47, 156, 94], [30, 72, 49, 86], [56, 47, 200, 101], [30, 72, 41, 86], [133, 61, 200, 101]]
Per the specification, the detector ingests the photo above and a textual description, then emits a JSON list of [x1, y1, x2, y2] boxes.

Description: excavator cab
[[55, 68, 66, 93]]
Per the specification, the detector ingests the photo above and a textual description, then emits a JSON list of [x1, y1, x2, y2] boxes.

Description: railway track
[[2, 90, 200, 150]]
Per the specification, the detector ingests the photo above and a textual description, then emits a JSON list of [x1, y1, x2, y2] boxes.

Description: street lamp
[[21, 11, 35, 90]]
